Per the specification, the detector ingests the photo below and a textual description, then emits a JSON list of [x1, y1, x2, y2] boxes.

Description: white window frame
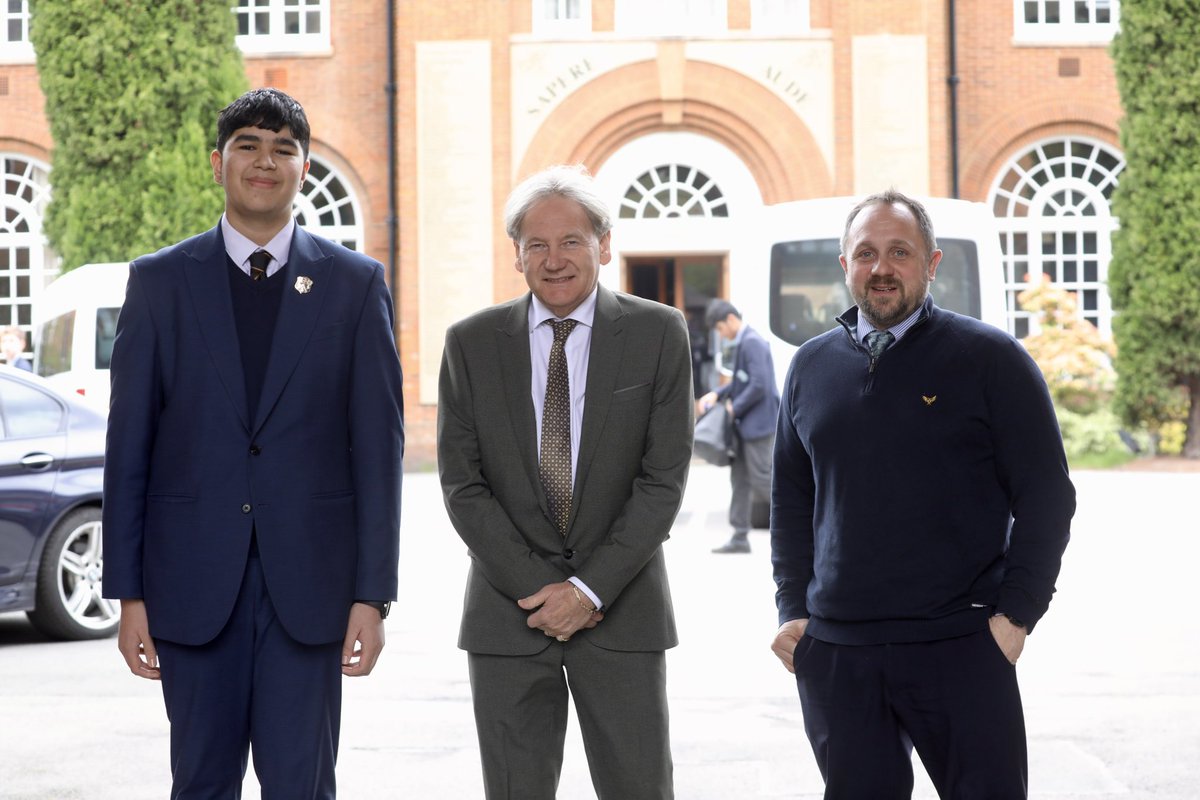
[[293, 153, 364, 252], [619, 164, 729, 219], [532, 0, 592, 36], [987, 136, 1124, 339], [234, 0, 331, 56], [1013, 0, 1120, 45], [614, 0, 727, 36], [0, 154, 54, 339], [0, 0, 34, 64], [750, 0, 810, 35]]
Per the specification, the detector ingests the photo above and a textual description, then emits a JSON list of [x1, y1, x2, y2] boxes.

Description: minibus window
[[95, 308, 120, 369], [769, 238, 982, 347], [35, 312, 75, 378]]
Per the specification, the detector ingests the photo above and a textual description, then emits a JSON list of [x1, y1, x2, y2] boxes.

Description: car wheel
[[27, 507, 120, 640]]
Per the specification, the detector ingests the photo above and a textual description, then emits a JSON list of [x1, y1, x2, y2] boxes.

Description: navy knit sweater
[[771, 297, 1075, 645], [227, 258, 285, 425]]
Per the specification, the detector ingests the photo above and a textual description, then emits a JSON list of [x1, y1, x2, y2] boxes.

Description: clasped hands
[[519, 581, 603, 641]]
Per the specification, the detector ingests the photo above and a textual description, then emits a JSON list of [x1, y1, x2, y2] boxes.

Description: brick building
[[0, 0, 1124, 462]]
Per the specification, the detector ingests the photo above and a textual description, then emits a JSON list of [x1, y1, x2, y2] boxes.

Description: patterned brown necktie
[[540, 319, 578, 537], [249, 250, 272, 282]]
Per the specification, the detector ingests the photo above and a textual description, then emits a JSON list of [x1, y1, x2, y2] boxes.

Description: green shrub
[[1055, 406, 1134, 463]]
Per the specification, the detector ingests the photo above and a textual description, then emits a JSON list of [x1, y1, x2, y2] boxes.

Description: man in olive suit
[[438, 164, 693, 799]]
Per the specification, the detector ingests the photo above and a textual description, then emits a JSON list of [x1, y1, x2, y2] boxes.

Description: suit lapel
[[253, 227, 332, 434], [570, 286, 627, 533], [496, 296, 547, 514], [182, 227, 251, 432]]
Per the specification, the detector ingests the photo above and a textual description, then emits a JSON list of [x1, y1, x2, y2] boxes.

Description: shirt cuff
[[567, 576, 603, 611]]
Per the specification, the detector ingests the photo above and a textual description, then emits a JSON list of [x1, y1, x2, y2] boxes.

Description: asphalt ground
[[1, 463, 1197, 799]]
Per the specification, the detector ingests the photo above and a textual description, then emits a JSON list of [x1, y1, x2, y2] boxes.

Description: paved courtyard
[[0, 463, 1197, 799]]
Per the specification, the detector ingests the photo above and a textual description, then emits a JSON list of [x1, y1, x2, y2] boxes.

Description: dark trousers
[[794, 630, 1027, 799], [468, 643, 673, 800], [157, 549, 343, 800], [729, 432, 773, 534]]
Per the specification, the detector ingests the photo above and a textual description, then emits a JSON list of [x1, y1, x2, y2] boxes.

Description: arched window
[[987, 137, 1123, 338], [294, 155, 364, 251], [0, 154, 52, 344], [619, 164, 729, 219]]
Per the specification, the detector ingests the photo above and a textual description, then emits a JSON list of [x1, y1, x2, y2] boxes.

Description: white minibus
[[730, 196, 1007, 387], [33, 262, 128, 411]]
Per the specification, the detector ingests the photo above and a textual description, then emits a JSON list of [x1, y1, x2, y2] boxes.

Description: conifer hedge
[[1109, 0, 1200, 457], [29, 0, 246, 269]]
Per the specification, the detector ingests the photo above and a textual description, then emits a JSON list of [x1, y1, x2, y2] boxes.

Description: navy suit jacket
[[102, 224, 404, 646], [717, 325, 780, 440]]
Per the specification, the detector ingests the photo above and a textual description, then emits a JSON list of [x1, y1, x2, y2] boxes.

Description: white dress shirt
[[528, 287, 603, 610], [221, 214, 295, 277]]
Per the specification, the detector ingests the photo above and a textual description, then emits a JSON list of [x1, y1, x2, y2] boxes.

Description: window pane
[[0, 380, 64, 438], [1046, 1, 1060, 23], [769, 238, 981, 346], [36, 312, 74, 378], [95, 307, 120, 370]]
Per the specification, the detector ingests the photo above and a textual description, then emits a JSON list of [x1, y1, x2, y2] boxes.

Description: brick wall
[[0, 0, 1125, 466]]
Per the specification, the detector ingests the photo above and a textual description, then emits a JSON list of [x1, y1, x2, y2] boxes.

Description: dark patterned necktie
[[864, 329, 894, 360], [541, 319, 578, 537], [249, 250, 272, 282]]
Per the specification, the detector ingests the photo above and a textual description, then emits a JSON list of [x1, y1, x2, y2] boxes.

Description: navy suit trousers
[[157, 547, 343, 800], [794, 629, 1027, 799]]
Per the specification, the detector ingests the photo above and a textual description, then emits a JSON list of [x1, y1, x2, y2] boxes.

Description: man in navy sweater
[[697, 300, 779, 554], [770, 190, 1075, 798]]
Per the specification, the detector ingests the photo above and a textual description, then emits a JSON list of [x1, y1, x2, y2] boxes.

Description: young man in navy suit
[[697, 300, 780, 554], [103, 88, 404, 799]]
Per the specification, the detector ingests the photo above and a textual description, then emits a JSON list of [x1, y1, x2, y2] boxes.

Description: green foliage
[[1055, 406, 1137, 468], [29, 0, 247, 269], [1018, 277, 1116, 414], [1109, 0, 1200, 457], [1018, 277, 1140, 466]]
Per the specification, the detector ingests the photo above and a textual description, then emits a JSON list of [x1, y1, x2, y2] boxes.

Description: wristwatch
[[357, 600, 391, 620]]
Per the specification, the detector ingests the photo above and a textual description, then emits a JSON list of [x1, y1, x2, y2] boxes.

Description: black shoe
[[712, 536, 750, 554]]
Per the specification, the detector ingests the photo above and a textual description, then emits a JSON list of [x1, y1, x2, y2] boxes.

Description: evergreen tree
[[1109, 0, 1200, 458], [29, 0, 246, 269]]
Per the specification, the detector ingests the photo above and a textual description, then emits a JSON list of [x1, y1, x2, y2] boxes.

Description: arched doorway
[[595, 132, 764, 397]]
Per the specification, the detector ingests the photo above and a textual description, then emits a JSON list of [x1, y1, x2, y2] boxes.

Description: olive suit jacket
[[437, 286, 693, 656]]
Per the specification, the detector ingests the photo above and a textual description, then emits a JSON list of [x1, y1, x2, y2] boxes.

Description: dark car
[[0, 364, 114, 639]]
